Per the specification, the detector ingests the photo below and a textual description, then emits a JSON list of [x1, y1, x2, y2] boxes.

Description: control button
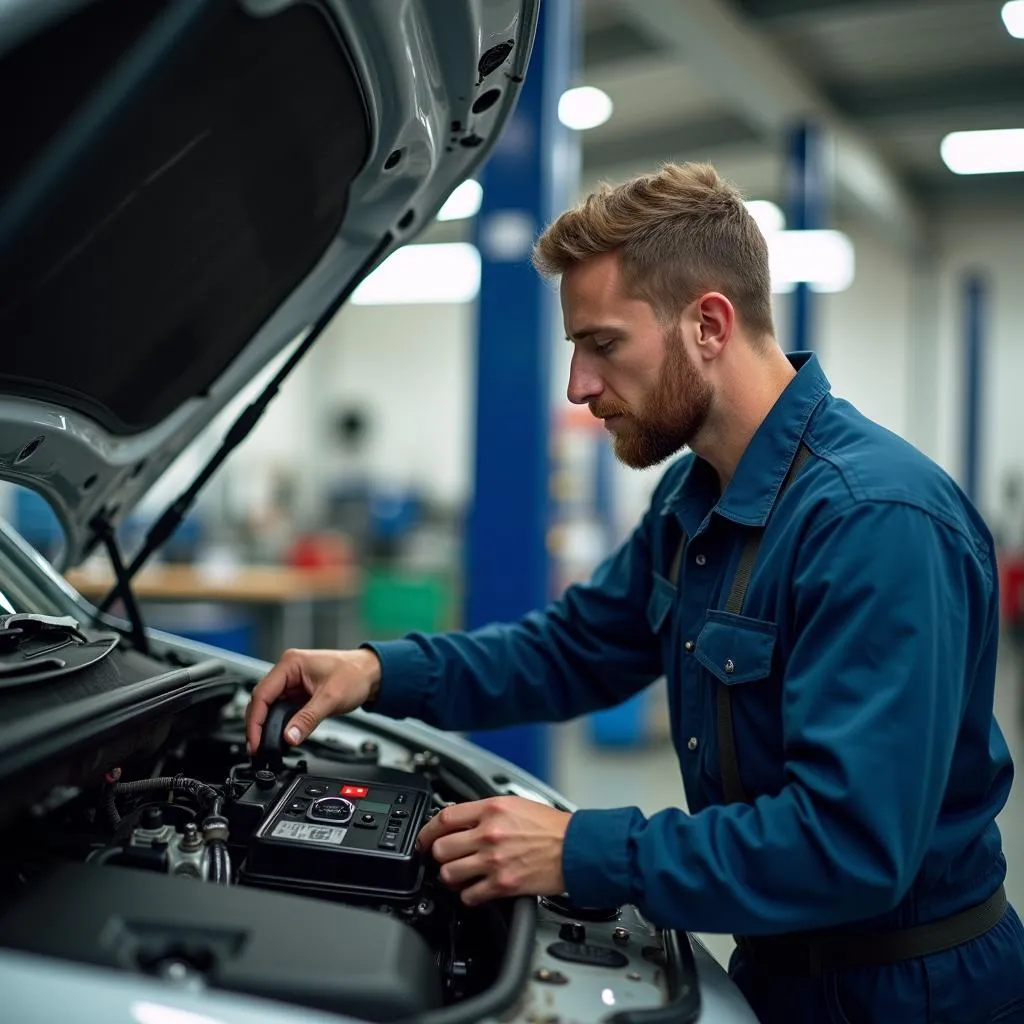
[[361, 813, 376, 824], [684, 640, 695, 653], [341, 785, 368, 798], [395, 793, 407, 805], [695, 553, 706, 567], [288, 799, 309, 814], [390, 808, 409, 819], [307, 797, 354, 824], [378, 837, 397, 850], [687, 737, 698, 752], [559, 922, 585, 943], [386, 825, 401, 836], [304, 784, 328, 797], [255, 770, 277, 791], [613, 927, 630, 945], [388, 817, 406, 828], [547, 941, 628, 969]]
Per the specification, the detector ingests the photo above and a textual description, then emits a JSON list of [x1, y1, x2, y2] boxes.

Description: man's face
[[561, 253, 713, 469]]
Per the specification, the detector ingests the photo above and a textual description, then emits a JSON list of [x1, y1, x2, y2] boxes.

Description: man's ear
[[694, 293, 736, 358]]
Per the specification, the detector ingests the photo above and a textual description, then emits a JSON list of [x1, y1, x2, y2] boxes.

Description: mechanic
[[247, 162, 1024, 1023]]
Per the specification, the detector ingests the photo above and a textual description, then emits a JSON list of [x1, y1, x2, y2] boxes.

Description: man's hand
[[416, 796, 571, 906], [245, 648, 382, 755]]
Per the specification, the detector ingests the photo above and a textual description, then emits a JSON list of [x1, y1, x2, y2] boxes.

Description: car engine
[[0, 698, 528, 1023]]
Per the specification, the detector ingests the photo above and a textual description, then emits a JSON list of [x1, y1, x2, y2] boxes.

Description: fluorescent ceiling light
[[436, 179, 483, 221], [745, 199, 785, 235], [768, 230, 854, 294], [1002, 1, 1024, 37], [351, 243, 481, 305], [940, 129, 1024, 175], [558, 86, 613, 131]]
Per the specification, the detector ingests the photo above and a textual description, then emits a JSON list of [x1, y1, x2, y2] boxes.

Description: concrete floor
[[552, 641, 1024, 968]]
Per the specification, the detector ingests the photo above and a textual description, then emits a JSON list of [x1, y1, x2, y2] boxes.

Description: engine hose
[[105, 787, 121, 829], [86, 844, 126, 865], [207, 840, 231, 884], [113, 775, 221, 808]]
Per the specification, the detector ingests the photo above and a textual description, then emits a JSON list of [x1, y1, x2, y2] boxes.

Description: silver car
[[0, 1, 755, 1021]]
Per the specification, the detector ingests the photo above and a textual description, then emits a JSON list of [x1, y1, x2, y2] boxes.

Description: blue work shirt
[[368, 353, 1015, 937]]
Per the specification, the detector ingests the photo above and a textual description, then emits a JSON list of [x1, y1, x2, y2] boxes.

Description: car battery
[[237, 767, 434, 904]]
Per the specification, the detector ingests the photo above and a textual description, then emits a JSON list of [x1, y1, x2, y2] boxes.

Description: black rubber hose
[[86, 844, 126, 865], [207, 840, 230, 884], [113, 775, 221, 808], [105, 786, 121, 829], [406, 897, 537, 1024]]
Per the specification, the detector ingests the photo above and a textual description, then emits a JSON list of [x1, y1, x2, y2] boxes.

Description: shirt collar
[[661, 351, 830, 531]]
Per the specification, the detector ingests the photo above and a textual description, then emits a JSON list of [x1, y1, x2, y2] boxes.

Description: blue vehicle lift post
[[465, 0, 581, 781]]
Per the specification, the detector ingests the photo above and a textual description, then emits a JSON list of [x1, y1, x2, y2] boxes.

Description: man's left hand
[[416, 796, 571, 906]]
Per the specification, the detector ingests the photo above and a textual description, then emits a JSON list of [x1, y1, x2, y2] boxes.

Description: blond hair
[[532, 162, 774, 341]]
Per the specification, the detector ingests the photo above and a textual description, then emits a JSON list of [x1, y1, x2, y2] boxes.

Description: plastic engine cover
[[0, 861, 442, 1021]]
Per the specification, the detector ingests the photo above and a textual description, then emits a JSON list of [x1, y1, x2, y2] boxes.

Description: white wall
[[313, 301, 476, 509]]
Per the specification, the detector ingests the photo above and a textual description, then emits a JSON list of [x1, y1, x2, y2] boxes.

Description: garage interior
[[4, 0, 1023, 974]]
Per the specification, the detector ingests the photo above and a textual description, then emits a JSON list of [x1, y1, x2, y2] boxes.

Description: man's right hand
[[245, 647, 382, 756]]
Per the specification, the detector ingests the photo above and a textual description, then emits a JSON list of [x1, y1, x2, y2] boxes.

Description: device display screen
[[358, 800, 392, 815]]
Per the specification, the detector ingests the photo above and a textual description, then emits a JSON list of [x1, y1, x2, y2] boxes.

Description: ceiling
[[576, 0, 1024, 240]]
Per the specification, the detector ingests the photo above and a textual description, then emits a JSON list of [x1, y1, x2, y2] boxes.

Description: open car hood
[[0, 0, 537, 570]]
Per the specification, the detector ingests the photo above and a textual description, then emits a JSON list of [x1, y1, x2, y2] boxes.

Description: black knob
[[559, 922, 585, 943], [140, 806, 163, 830], [362, 813, 375, 824], [360, 740, 379, 757], [254, 769, 276, 790]]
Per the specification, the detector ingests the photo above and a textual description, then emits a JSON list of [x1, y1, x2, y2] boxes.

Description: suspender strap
[[718, 442, 813, 804], [667, 443, 813, 805]]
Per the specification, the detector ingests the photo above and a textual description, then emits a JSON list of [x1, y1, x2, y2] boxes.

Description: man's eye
[[596, 339, 617, 354]]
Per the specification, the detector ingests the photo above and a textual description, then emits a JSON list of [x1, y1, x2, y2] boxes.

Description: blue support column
[[785, 122, 826, 353], [466, 0, 581, 781], [963, 273, 986, 506]]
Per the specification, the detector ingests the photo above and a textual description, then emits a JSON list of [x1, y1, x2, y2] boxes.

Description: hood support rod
[[92, 514, 148, 655]]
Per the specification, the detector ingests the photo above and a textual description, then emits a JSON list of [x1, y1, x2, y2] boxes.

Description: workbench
[[64, 562, 362, 661]]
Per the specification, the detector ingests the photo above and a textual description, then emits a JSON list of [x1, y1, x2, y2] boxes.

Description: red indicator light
[[341, 785, 368, 798]]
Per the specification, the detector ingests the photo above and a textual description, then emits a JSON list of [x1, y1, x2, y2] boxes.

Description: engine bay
[[0, 697, 527, 1022]]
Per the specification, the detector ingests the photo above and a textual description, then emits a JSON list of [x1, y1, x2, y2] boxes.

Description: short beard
[[597, 325, 713, 470]]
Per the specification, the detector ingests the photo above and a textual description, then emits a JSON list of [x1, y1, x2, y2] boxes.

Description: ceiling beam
[[732, 0, 924, 20], [582, 114, 760, 173], [828, 68, 1024, 121], [606, 0, 926, 253]]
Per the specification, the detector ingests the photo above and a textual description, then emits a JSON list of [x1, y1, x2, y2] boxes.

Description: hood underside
[[0, 0, 537, 568]]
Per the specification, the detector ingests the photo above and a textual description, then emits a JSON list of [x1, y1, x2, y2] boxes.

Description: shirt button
[[687, 737, 699, 751], [684, 640, 695, 652], [694, 553, 707, 567], [724, 659, 735, 674]]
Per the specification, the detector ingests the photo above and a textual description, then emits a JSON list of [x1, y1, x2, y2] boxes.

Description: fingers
[[437, 852, 488, 889], [416, 801, 485, 853], [246, 657, 297, 753], [429, 828, 480, 866], [284, 685, 340, 745]]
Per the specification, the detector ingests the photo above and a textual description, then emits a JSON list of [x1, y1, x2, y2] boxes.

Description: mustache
[[590, 402, 630, 419]]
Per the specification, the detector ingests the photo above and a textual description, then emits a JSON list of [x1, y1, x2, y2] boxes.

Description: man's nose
[[566, 352, 602, 406]]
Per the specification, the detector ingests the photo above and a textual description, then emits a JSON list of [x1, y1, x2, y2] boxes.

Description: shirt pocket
[[693, 610, 779, 797], [694, 609, 777, 685]]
